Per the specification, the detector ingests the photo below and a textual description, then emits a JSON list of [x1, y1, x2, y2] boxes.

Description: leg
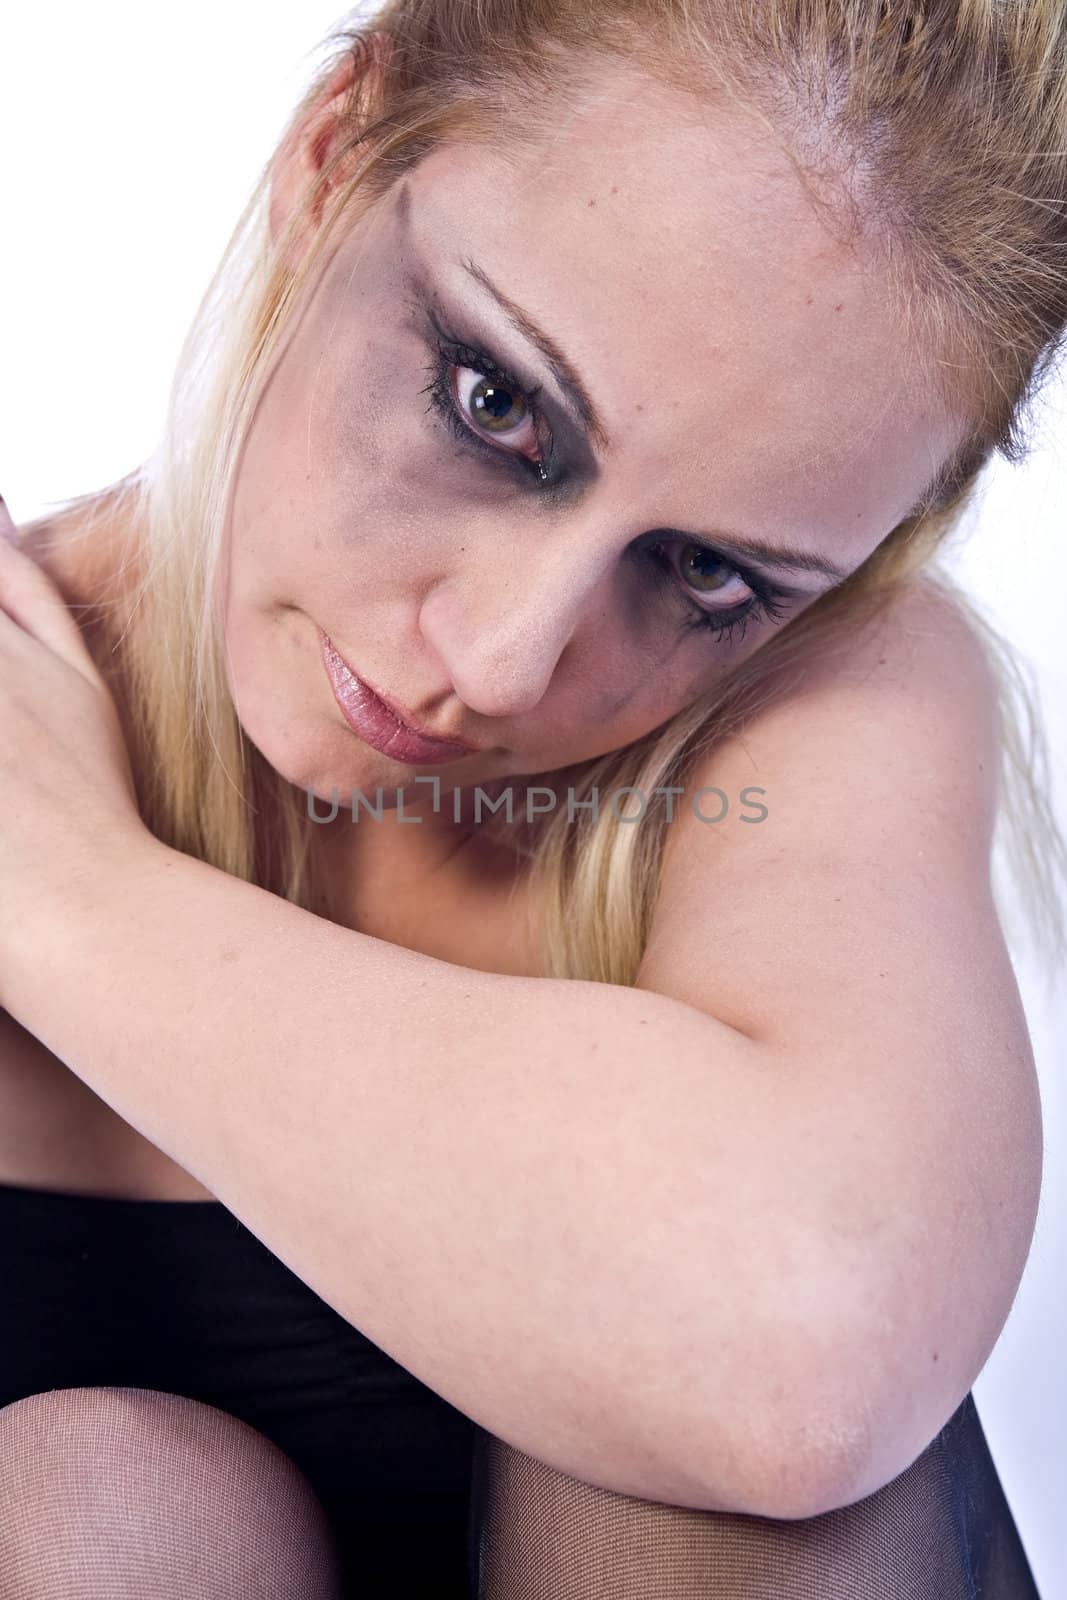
[[469, 1392, 1040, 1599], [0, 1386, 345, 1599]]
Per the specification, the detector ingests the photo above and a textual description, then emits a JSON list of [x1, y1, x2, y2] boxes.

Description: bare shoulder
[[744, 568, 1003, 874], [15, 508, 101, 607], [14, 498, 137, 689], [638, 570, 1007, 1030], [777, 567, 1001, 760]]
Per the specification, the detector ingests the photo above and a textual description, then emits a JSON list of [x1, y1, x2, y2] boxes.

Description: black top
[[2, 1181, 1043, 1598]]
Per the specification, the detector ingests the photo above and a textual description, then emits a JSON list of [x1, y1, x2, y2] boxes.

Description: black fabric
[[1, 1183, 476, 1597], [2, 1181, 1043, 1598]]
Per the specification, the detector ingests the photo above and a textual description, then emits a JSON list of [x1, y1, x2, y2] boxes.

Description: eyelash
[[644, 542, 790, 645], [420, 332, 553, 485], [419, 328, 790, 647]]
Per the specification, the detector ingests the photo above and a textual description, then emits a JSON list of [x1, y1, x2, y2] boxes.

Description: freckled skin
[[212, 54, 964, 891]]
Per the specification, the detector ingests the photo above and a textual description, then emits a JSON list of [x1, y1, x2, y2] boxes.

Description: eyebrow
[[458, 256, 853, 587], [460, 256, 614, 456], [685, 532, 850, 584], [394, 182, 854, 587]]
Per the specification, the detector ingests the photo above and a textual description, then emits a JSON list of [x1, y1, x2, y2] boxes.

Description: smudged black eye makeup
[[640, 539, 791, 645], [412, 295, 797, 648], [419, 327, 556, 485]]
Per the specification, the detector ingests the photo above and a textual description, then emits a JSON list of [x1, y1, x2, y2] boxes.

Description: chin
[[265, 730, 392, 802]]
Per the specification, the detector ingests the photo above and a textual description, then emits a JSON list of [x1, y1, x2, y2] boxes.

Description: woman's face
[[219, 56, 964, 818]]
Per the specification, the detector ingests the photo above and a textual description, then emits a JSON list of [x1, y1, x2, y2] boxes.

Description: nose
[[417, 542, 613, 722]]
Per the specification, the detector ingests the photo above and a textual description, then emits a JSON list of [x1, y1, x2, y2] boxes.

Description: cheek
[[222, 356, 421, 613], [324, 340, 500, 536], [304, 336, 487, 576], [231, 287, 531, 617]]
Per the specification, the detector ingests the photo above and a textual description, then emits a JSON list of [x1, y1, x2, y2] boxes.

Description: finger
[[0, 495, 106, 688], [0, 494, 19, 546]]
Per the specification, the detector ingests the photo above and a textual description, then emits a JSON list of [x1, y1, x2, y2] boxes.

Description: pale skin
[[0, 47, 1042, 1520]]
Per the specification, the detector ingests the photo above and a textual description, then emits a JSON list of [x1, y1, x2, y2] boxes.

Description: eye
[[420, 331, 554, 484], [451, 365, 542, 460], [673, 543, 752, 605], [653, 540, 753, 610], [645, 538, 792, 644]]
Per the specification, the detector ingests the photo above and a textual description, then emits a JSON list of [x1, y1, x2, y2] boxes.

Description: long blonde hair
[[29, 0, 1067, 983]]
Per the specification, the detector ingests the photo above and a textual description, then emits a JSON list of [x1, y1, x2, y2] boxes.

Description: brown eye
[[466, 375, 528, 433], [678, 544, 741, 596], [452, 366, 541, 457], [423, 328, 554, 481]]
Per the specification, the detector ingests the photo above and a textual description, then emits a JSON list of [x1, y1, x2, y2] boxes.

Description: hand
[[0, 494, 148, 978]]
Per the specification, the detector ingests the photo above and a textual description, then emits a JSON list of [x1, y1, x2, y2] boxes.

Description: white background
[[2, 5, 1064, 1590]]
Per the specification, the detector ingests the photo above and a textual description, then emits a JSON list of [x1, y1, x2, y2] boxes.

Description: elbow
[[716, 1412, 872, 1522], [692, 1302, 957, 1522], [581, 1319, 890, 1517], [684, 1300, 884, 1521], [685, 1404, 871, 1522], [662, 1384, 870, 1522]]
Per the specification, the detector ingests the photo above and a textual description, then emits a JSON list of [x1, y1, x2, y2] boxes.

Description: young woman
[[1, 2, 1064, 1595]]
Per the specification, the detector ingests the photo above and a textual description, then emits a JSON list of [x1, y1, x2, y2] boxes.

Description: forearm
[[4, 835, 820, 1511]]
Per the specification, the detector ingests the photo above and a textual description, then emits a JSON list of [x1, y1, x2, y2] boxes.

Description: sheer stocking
[[0, 1387, 344, 1599], [469, 1392, 1041, 1599], [0, 1386, 1040, 1599]]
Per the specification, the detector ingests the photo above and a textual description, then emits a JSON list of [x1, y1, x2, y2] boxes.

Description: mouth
[[318, 630, 482, 766]]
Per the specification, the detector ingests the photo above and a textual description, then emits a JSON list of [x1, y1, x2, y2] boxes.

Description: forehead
[[382, 60, 965, 565]]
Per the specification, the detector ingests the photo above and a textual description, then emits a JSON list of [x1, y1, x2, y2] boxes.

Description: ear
[[268, 36, 389, 271]]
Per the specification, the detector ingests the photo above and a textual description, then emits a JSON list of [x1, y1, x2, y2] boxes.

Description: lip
[[318, 630, 481, 765]]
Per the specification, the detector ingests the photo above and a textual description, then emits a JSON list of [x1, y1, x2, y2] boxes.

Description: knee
[[0, 1387, 344, 1599]]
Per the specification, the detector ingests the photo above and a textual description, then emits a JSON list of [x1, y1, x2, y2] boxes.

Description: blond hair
[[29, 0, 1067, 985]]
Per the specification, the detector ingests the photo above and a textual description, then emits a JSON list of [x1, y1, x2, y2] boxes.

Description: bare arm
[[0, 573, 1040, 1522], [5, 835, 796, 1513], [630, 575, 1042, 1509]]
